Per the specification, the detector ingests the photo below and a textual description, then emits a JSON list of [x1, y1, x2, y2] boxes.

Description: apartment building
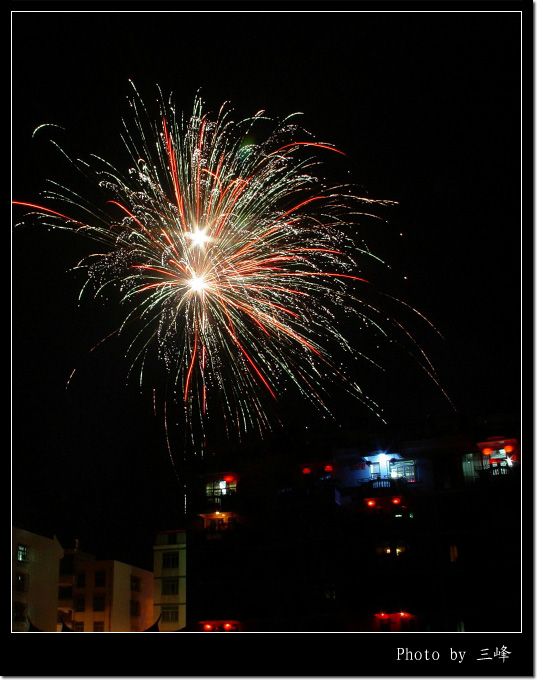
[[12, 527, 64, 632], [58, 544, 153, 632], [152, 529, 186, 631]]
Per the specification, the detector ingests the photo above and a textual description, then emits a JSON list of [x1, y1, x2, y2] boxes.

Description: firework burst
[[14, 83, 448, 446]]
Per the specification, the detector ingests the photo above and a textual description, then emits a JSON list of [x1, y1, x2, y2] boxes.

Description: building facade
[[58, 545, 154, 632], [183, 421, 521, 632], [152, 530, 186, 631], [12, 527, 64, 632]]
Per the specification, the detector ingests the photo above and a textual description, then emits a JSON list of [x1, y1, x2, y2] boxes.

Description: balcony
[[360, 477, 413, 494]]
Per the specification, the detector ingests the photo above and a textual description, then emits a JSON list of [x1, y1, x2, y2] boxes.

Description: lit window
[[16, 545, 28, 562], [206, 478, 237, 498], [449, 545, 458, 563], [376, 541, 407, 556], [390, 460, 416, 482], [370, 462, 380, 479]]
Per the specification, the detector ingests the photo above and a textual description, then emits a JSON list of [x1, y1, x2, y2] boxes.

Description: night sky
[[12, 8, 522, 570]]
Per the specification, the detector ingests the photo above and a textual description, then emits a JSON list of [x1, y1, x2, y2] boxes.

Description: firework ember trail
[[14, 83, 449, 449]]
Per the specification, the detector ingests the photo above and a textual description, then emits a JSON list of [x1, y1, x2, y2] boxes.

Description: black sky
[[12, 7, 522, 568]]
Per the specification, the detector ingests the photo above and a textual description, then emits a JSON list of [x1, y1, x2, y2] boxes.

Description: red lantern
[[366, 499, 376, 507], [392, 497, 401, 505], [482, 447, 493, 455], [302, 467, 311, 475]]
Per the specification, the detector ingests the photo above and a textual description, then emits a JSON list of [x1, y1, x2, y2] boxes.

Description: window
[[131, 575, 141, 592], [13, 602, 27, 622], [130, 599, 140, 617], [72, 622, 84, 631], [58, 585, 73, 599], [93, 594, 105, 611], [449, 545, 458, 563], [15, 572, 28, 592], [161, 606, 179, 622], [93, 621, 104, 632], [205, 478, 237, 502], [401, 617, 416, 632], [390, 460, 416, 482], [74, 596, 85, 612], [94, 571, 106, 587], [379, 618, 391, 632], [162, 551, 179, 569], [375, 541, 407, 557], [16, 545, 28, 562], [76, 572, 86, 588], [323, 584, 336, 601], [370, 462, 380, 479], [167, 533, 178, 545], [162, 577, 179, 595]]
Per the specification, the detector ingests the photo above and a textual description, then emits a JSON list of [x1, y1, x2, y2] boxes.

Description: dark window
[[401, 617, 416, 632], [130, 599, 140, 616], [93, 594, 105, 611], [72, 622, 84, 631], [13, 602, 26, 622], [161, 606, 179, 622], [74, 596, 85, 612], [162, 551, 179, 569], [76, 572, 86, 588], [58, 585, 73, 599], [167, 533, 178, 545], [15, 572, 28, 592], [94, 571, 106, 587], [60, 554, 74, 574], [131, 575, 141, 592], [162, 577, 179, 595], [93, 621, 104, 632]]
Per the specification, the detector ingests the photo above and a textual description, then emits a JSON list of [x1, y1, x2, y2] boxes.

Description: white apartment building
[[152, 530, 186, 631], [12, 527, 64, 632]]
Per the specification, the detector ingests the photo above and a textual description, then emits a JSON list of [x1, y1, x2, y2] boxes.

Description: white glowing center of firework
[[186, 227, 211, 248], [188, 275, 207, 293]]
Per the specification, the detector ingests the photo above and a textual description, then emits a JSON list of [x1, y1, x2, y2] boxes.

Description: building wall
[[12, 528, 64, 632], [153, 530, 186, 631], [68, 558, 153, 632]]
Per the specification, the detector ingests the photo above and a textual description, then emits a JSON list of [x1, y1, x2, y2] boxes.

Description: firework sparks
[[14, 83, 448, 444]]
